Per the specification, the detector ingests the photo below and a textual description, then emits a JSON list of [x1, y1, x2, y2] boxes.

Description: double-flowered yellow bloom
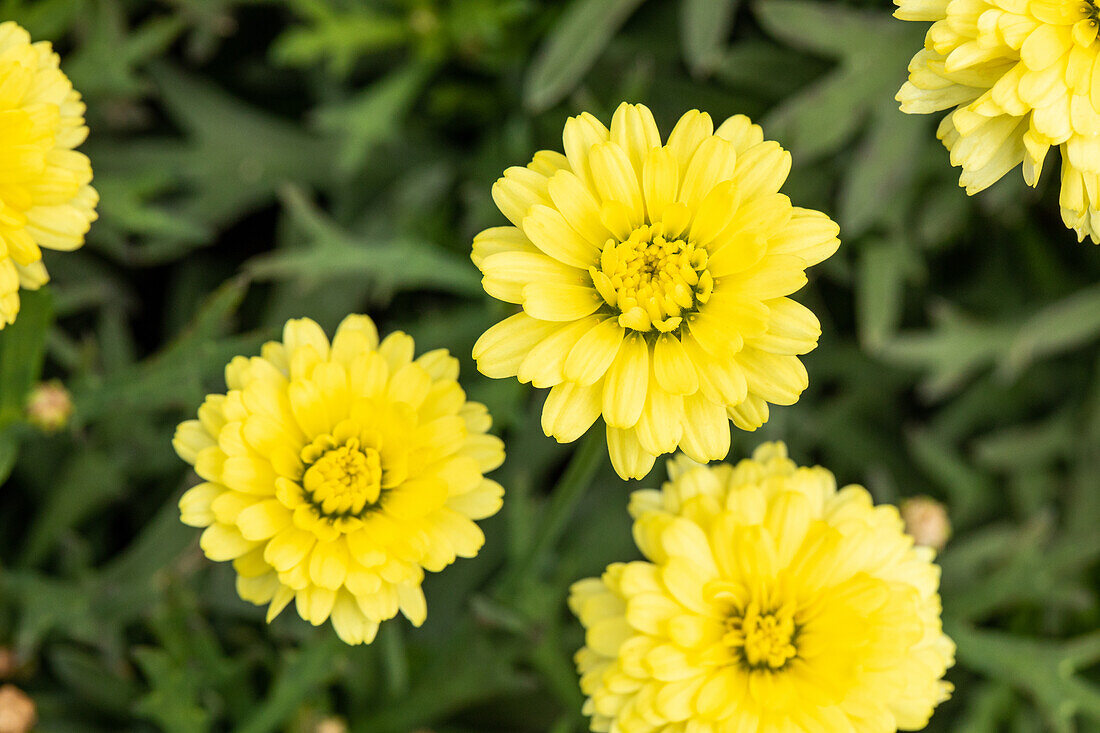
[[472, 103, 839, 480], [570, 443, 954, 732], [0, 21, 97, 328], [173, 315, 505, 645], [897, 0, 1100, 242]]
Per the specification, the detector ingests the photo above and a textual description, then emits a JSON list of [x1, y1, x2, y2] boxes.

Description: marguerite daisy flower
[[0, 21, 98, 328], [570, 443, 955, 732], [472, 103, 840, 480], [173, 315, 505, 645], [897, 0, 1100, 242]]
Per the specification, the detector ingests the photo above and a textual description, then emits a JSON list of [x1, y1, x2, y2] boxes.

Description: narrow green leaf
[[523, 0, 648, 112], [0, 288, 54, 423], [857, 242, 911, 351], [245, 187, 481, 297], [1003, 283, 1100, 378], [680, 0, 739, 75]]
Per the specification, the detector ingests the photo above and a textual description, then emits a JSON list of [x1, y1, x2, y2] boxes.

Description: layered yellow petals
[[570, 443, 955, 733], [897, 0, 1100, 242], [472, 103, 839, 479], [173, 315, 505, 645], [0, 21, 98, 327]]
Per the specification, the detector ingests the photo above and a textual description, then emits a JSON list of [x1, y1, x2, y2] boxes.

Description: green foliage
[[1, 0, 1098, 731]]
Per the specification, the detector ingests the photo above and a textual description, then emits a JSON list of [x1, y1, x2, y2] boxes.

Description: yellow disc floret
[[569, 442, 955, 732], [590, 223, 713, 333], [472, 103, 840, 480], [172, 315, 505, 645], [0, 21, 98, 328]]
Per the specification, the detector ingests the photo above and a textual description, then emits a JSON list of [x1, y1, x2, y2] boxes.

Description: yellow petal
[[237, 499, 293, 541], [564, 317, 626, 385], [732, 141, 792, 202], [563, 111, 611, 194], [634, 383, 684, 456], [491, 166, 550, 227], [714, 114, 764, 154], [642, 146, 680, 223], [666, 109, 714, 174], [679, 393, 730, 462], [678, 136, 738, 208], [610, 102, 662, 178], [541, 379, 604, 442], [518, 316, 600, 388], [547, 170, 612, 246], [522, 203, 601, 268], [652, 334, 698, 395], [473, 312, 561, 379], [589, 141, 646, 226], [602, 334, 649, 428], [606, 425, 657, 480], [738, 349, 808, 406], [523, 281, 603, 321]]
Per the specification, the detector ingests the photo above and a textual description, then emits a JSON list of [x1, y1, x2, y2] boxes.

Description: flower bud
[[25, 380, 72, 433], [0, 684, 36, 733], [901, 496, 951, 551]]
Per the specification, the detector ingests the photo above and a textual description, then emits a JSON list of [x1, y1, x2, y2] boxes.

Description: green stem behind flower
[[497, 429, 607, 594]]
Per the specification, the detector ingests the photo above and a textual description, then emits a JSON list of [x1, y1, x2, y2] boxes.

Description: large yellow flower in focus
[[0, 21, 98, 327], [472, 103, 840, 480], [172, 315, 505, 645], [897, 0, 1100, 242], [569, 443, 954, 732]]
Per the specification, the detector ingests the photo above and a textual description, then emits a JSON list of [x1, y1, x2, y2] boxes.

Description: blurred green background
[[0, 0, 1099, 730]]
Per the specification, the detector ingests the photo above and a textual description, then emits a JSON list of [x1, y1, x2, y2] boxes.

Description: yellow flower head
[[896, 0, 1100, 242], [173, 315, 505, 645], [0, 21, 98, 328], [472, 103, 840, 480], [569, 443, 954, 732]]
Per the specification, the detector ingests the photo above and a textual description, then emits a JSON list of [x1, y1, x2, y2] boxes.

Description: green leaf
[[1003, 283, 1100, 378], [0, 288, 54, 423], [523, 0, 649, 112], [133, 646, 211, 733], [948, 624, 1100, 731], [314, 63, 433, 173], [879, 304, 1017, 400], [756, 0, 923, 162], [245, 187, 482, 297], [857, 241, 914, 351], [680, 0, 739, 76], [0, 426, 17, 486]]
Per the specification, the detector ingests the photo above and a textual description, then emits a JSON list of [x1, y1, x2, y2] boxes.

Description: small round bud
[[25, 380, 72, 433], [314, 718, 348, 733], [0, 684, 36, 733], [901, 496, 951, 551]]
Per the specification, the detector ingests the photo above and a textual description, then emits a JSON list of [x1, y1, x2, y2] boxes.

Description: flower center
[[301, 435, 383, 518], [589, 224, 713, 333], [724, 602, 798, 671]]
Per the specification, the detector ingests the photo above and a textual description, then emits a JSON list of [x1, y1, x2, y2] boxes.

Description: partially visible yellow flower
[[0, 21, 98, 328], [173, 315, 505, 645], [569, 443, 954, 732], [896, 0, 1100, 242], [472, 103, 839, 480]]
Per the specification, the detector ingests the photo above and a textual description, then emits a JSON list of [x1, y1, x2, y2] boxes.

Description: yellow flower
[[0, 21, 98, 328], [472, 103, 839, 480], [569, 443, 954, 732], [172, 315, 505, 645], [896, 0, 1100, 243]]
